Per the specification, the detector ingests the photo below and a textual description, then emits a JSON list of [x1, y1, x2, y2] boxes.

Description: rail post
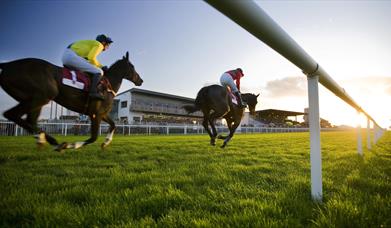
[[357, 115, 363, 156], [307, 74, 322, 201], [367, 118, 371, 150]]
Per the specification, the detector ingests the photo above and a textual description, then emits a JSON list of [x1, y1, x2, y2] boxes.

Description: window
[[121, 101, 127, 108]]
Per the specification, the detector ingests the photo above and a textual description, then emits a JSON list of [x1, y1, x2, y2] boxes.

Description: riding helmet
[[96, 34, 113, 44], [237, 68, 243, 75]]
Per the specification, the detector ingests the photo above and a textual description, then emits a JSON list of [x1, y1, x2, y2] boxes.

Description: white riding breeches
[[62, 48, 103, 75], [220, 73, 239, 93]]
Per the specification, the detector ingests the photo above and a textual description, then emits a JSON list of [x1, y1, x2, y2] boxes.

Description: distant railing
[[0, 121, 350, 137]]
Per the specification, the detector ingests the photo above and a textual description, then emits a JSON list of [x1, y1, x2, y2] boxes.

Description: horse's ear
[[256, 93, 260, 97], [125, 51, 129, 60]]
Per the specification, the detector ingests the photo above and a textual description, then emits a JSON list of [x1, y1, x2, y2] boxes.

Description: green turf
[[0, 131, 390, 227]]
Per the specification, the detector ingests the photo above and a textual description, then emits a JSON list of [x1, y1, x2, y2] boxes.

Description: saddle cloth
[[226, 87, 238, 105], [61, 68, 90, 91], [229, 92, 238, 105]]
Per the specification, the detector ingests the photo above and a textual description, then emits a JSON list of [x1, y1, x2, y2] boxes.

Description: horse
[[183, 84, 259, 148], [0, 52, 143, 152]]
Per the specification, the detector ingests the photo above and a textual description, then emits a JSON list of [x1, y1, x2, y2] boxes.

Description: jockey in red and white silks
[[220, 68, 246, 108]]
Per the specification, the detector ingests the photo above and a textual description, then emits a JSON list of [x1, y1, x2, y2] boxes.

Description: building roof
[[256, 109, 306, 116], [116, 88, 195, 102]]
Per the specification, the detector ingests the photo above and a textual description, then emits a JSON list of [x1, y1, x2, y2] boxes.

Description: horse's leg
[[4, 102, 37, 133], [101, 115, 116, 149], [56, 115, 102, 152], [221, 121, 240, 148], [4, 101, 57, 143], [218, 117, 232, 140], [208, 118, 218, 141], [208, 112, 223, 142], [26, 109, 47, 146], [83, 116, 101, 146], [202, 115, 215, 146], [26, 110, 59, 146], [4, 99, 60, 147]]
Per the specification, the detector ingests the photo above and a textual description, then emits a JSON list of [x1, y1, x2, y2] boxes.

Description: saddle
[[61, 67, 113, 95]]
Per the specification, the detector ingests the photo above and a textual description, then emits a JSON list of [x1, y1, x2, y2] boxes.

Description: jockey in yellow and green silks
[[62, 34, 113, 100]]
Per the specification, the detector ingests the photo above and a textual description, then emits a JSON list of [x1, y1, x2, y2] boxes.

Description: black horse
[[0, 52, 143, 152], [183, 84, 259, 148]]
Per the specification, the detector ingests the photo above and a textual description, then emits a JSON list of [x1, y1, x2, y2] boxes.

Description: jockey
[[220, 68, 246, 108], [62, 34, 113, 100]]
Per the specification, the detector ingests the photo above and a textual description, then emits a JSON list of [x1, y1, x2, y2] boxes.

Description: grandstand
[[112, 88, 204, 125], [251, 108, 332, 128]]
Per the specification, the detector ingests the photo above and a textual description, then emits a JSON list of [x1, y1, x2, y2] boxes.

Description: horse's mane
[[108, 58, 124, 69]]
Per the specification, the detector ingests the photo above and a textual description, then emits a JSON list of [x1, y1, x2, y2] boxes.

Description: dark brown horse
[[183, 84, 259, 148], [0, 52, 143, 152]]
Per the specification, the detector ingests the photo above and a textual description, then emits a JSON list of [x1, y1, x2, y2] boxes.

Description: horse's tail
[[183, 104, 199, 114], [0, 63, 5, 86], [0, 63, 4, 76], [182, 86, 209, 114]]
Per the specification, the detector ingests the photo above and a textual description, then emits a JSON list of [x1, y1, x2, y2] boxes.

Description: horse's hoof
[[101, 143, 106, 149], [54, 142, 67, 152], [217, 135, 226, 140], [220, 144, 226, 149], [36, 143, 45, 150]]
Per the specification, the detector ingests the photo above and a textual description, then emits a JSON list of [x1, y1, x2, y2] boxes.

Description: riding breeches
[[220, 73, 239, 93], [62, 48, 103, 75]]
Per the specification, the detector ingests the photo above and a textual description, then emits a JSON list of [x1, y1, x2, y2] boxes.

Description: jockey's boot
[[89, 74, 104, 100], [234, 91, 246, 108]]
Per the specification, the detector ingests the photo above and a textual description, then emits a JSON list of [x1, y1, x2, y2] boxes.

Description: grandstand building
[[112, 88, 204, 124], [252, 108, 332, 128]]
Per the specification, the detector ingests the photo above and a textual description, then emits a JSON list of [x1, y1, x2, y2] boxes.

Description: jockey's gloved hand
[[102, 66, 109, 73]]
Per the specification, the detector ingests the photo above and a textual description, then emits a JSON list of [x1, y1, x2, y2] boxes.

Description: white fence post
[[307, 75, 322, 201], [367, 118, 371, 150], [357, 115, 363, 156], [374, 125, 379, 144]]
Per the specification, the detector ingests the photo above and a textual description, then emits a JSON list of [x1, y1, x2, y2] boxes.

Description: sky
[[0, 0, 390, 128]]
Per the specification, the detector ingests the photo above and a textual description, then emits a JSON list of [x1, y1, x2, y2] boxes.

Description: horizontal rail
[[0, 121, 354, 137], [204, 0, 380, 127]]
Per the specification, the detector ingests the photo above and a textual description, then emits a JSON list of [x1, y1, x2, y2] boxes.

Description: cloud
[[263, 76, 307, 98], [387, 86, 391, 95], [341, 76, 391, 96]]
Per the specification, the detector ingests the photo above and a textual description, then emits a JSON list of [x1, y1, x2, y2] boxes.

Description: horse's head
[[243, 93, 260, 115], [111, 52, 143, 86]]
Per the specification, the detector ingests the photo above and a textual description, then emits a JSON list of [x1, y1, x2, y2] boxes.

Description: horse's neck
[[241, 94, 249, 102], [104, 72, 122, 93], [241, 93, 254, 102]]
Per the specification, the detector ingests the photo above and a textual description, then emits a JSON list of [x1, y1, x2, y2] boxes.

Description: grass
[[0, 131, 390, 227]]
